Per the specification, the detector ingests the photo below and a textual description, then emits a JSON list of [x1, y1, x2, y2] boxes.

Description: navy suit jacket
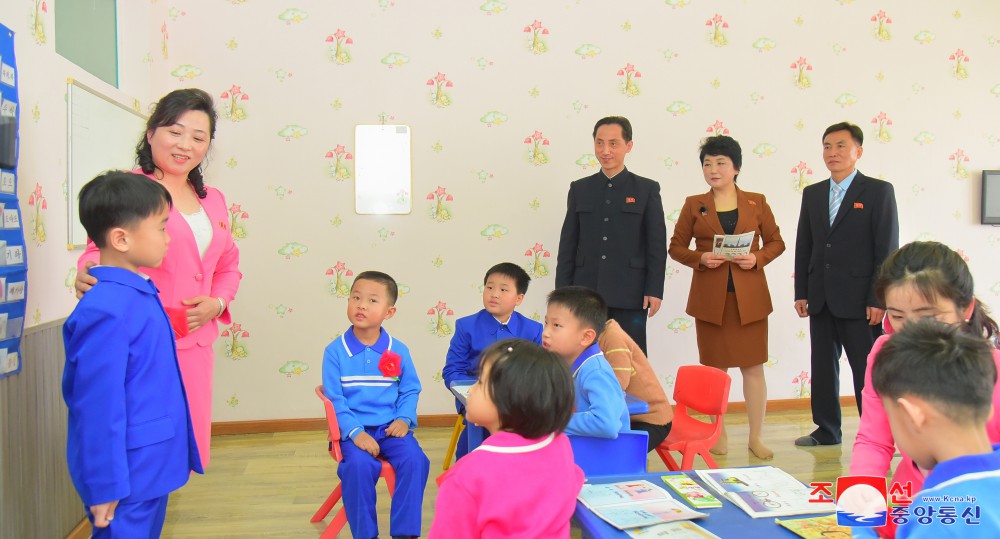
[[63, 266, 202, 506], [443, 309, 543, 389], [556, 168, 667, 309], [794, 172, 899, 318]]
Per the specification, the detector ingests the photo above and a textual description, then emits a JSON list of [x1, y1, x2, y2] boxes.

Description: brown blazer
[[668, 188, 785, 326]]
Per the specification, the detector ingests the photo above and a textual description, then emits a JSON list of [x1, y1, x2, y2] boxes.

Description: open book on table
[[695, 466, 835, 519], [578, 480, 708, 530]]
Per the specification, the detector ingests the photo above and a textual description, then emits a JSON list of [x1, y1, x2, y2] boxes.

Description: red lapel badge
[[625, 197, 636, 203], [854, 202, 864, 209], [219, 221, 228, 229], [748, 200, 757, 206]]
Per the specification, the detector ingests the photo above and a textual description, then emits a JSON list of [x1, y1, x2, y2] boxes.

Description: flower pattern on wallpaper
[[325, 145, 353, 180], [326, 261, 354, 297], [524, 243, 551, 278], [381, 53, 410, 68], [171, 65, 202, 81], [28, 183, 47, 244], [426, 72, 454, 108], [752, 143, 777, 158], [617, 63, 642, 97], [480, 1, 507, 15], [871, 10, 892, 41], [481, 225, 508, 240], [222, 322, 251, 359], [228, 203, 249, 240], [160, 22, 169, 59], [791, 161, 814, 191], [278, 9, 308, 24], [913, 30, 935, 44], [278, 361, 309, 377], [480, 111, 508, 126], [948, 149, 970, 180], [871, 111, 892, 142], [576, 154, 598, 169], [427, 301, 454, 337], [524, 130, 549, 165], [30, 0, 47, 44], [791, 57, 813, 89], [268, 304, 294, 318], [792, 370, 812, 398], [705, 14, 729, 47], [949, 49, 969, 79], [277, 242, 308, 259], [220, 85, 250, 121], [267, 185, 294, 199], [666, 101, 692, 116], [278, 125, 308, 140], [751, 37, 776, 52], [523, 20, 549, 54], [575, 44, 601, 59], [326, 29, 353, 64], [427, 186, 454, 222], [706, 120, 730, 136], [667, 318, 694, 332], [834, 93, 858, 107]]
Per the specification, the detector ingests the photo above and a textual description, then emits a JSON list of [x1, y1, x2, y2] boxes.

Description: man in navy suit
[[793, 122, 899, 446], [556, 116, 667, 354]]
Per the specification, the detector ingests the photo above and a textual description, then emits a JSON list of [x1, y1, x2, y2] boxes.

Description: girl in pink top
[[75, 89, 241, 469], [851, 241, 999, 537], [430, 339, 585, 539]]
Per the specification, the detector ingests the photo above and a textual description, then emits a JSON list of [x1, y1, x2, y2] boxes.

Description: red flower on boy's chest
[[379, 350, 403, 378]]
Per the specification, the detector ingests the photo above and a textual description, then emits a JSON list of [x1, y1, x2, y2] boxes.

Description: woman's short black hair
[[78, 171, 172, 248], [699, 135, 743, 180], [136, 88, 218, 199], [479, 338, 574, 439]]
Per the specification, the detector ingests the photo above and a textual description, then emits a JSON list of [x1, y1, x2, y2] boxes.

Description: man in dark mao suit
[[556, 116, 667, 354], [793, 122, 899, 446]]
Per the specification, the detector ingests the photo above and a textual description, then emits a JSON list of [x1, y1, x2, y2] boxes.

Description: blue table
[[624, 394, 649, 415], [573, 471, 833, 538]]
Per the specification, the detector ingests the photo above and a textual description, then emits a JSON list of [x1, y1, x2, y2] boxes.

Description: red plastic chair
[[310, 386, 396, 538], [655, 365, 731, 471]]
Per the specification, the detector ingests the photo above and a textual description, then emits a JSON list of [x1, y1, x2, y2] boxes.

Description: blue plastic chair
[[568, 430, 649, 477]]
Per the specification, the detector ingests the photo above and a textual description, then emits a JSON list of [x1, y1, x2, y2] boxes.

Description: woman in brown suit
[[668, 136, 785, 459]]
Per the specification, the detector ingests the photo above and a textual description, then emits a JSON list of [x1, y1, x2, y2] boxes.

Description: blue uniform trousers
[[339, 424, 429, 539], [87, 495, 169, 538]]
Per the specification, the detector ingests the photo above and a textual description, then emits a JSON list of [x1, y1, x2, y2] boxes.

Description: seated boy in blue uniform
[[871, 320, 1000, 538], [322, 271, 430, 539], [544, 286, 629, 438], [62, 171, 202, 537], [443, 262, 543, 459]]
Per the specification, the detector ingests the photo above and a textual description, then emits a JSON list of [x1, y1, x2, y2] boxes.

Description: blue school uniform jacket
[[443, 309, 543, 388], [322, 327, 421, 440], [565, 343, 630, 438], [63, 266, 202, 506]]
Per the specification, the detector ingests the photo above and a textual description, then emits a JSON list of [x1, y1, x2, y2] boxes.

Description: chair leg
[[701, 450, 720, 469], [320, 507, 349, 539], [655, 446, 682, 471], [680, 450, 696, 471], [384, 471, 396, 495], [311, 483, 342, 522], [443, 414, 465, 471]]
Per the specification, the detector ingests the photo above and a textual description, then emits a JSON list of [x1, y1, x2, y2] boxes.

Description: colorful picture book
[[625, 520, 721, 538], [775, 514, 852, 538], [661, 475, 723, 508], [578, 480, 708, 530], [695, 466, 835, 519]]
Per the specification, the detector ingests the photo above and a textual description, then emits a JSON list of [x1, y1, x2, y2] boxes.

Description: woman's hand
[[700, 252, 727, 269], [182, 296, 221, 332], [732, 253, 757, 270], [75, 261, 98, 299]]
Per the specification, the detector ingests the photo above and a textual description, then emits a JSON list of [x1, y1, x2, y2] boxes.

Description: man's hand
[[385, 419, 410, 438], [866, 306, 885, 326], [644, 296, 662, 318], [352, 431, 381, 457], [75, 261, 98, 299], [794, 299, 809, 318], [90, 500, 119, 528]]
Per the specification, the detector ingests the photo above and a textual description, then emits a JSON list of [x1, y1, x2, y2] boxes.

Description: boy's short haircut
[[873, 319, 997, 425], [547, 286, 608, 335], [79, 171, 172, 248], [484, 262, 532, 295], [352, 270, 399, 305], [480, 338, 574, 439]]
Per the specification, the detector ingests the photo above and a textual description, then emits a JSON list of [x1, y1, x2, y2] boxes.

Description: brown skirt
[[695, 292, 768, 369]]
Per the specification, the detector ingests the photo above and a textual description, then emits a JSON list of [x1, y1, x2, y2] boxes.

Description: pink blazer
[[851, 334, 1000, 491], [78, 172, 242, 350]]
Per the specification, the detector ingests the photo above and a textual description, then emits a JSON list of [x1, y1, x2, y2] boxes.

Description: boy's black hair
[[593, 116, 633, 143], [547, 286, 608, 335], [484, 262, 531, 295], [822, 121, 864, 146], [873, 319, 996, 425], [479, 338, 574, 438], [78, 171, 172, 249], [352, 270, 399, 305]]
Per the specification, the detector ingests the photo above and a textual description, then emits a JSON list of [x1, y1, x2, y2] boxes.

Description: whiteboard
[[355, 124, 412, 214], [66, 79, 147, 248]]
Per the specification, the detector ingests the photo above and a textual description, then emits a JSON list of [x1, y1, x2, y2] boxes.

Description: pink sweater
[[851, 334, 1000, 492], [429, 431, 584, 539]]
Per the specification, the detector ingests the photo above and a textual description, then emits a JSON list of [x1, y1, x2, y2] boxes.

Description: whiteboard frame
[[354, 124, 413, 215], [65, 78, 147, 249]]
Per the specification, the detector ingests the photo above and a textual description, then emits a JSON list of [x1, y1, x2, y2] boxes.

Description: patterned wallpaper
[[10, 0, 1000, 421]]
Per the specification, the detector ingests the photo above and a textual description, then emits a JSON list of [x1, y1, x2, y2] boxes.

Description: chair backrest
[[672, 365, 731, 417], [568, 430, 649, 477], [314, 385, 344, 462]]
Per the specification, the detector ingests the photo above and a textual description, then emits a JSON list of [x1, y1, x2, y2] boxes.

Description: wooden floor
[[158, 408, 875, 538]]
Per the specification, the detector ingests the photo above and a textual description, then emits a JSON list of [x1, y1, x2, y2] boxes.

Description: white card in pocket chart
[[0, 312, 8, 340], [6, 280, 24, 302], [0, 97, 15, 118], [0, 62, 14, 87], [4, 245, 22, 265], [0, 172, 13, 194], [2, 208, 18, 229]]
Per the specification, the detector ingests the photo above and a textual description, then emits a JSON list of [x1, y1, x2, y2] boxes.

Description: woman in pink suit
[[75, 89, 241, 468]]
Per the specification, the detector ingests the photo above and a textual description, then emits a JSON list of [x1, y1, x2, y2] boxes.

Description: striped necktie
[[829, 182, 844, 225]]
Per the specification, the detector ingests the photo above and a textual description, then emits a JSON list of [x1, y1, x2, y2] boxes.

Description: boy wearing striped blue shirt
[[322, 271, 429, 539]]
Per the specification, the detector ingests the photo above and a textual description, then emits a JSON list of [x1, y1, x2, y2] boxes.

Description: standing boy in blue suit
[[63, 171, 202, 537], [443, 262, 543, 459], [544, 286, 629, 438], [322, 271, 430, 539]]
